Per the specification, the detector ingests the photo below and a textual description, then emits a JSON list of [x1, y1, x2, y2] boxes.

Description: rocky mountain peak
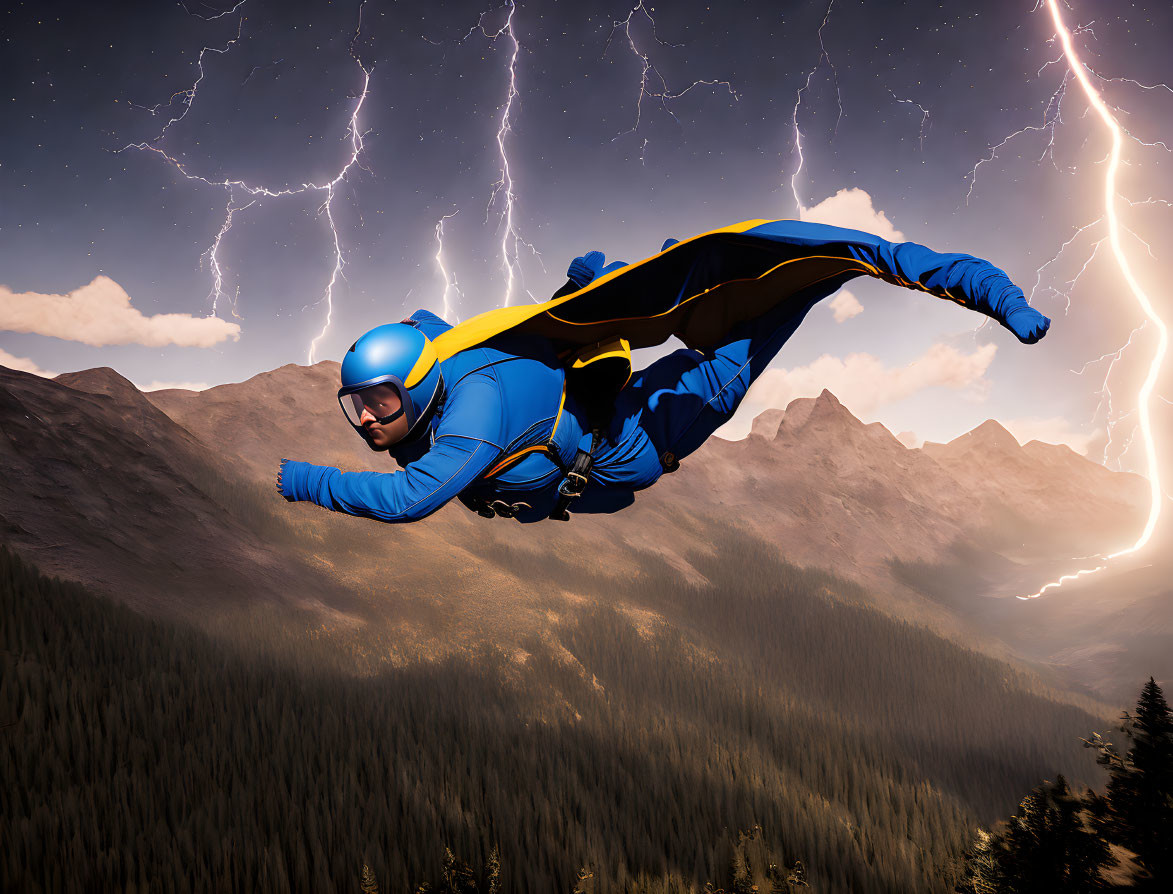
[[775, 389, 861, 437], [949, 420, 1020, 454], [749, 408, 785, 440], [54, 367, 141, 399]]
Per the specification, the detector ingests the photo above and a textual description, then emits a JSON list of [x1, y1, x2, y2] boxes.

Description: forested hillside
[[1, 541, 1105, 893]]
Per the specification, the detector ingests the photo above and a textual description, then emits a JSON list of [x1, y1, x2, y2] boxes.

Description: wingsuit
[[277, 218, 1050, 524]]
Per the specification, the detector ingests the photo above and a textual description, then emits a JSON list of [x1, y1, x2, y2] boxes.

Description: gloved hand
[[567, 250, 606, 288], [1003, 304, 1051, 344], [977, 274, 1051, 345], [275, 458, 303, 502]]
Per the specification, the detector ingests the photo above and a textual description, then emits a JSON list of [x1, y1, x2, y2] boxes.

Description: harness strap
[[549, 428, 603, 522], [461, 382, 573, 520], [480, 443, 562, 480], [477, 382, 570, 481]]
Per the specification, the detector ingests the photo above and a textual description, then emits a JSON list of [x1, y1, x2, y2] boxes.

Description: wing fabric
[[432, 218, 1026, 359]]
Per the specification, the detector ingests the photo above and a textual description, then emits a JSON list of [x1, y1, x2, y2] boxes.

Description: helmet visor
[[338, 382, 407, 428]]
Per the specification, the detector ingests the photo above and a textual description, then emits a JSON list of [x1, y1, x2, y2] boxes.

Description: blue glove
[[970, 272, 1051, 345], [567, 250, 606, 288], [276, 458, 309, 502], [986, 283, 1051, 344], [1003, 304, 1051, 344]]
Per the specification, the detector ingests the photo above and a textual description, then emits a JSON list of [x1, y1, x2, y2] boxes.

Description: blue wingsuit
[[278, 219, 1049, 524]]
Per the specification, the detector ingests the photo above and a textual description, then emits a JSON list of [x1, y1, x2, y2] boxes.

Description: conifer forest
[[8, 533, 1167, 893]]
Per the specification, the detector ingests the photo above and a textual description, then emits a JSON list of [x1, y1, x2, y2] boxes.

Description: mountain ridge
[[2, 360, 1164, 698]]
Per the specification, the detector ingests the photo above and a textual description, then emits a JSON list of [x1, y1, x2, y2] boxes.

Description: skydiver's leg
[[634, 289, 827, 464]]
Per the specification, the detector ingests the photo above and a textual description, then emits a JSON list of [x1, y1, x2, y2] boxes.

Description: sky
[[1, 0, 1171, 474]]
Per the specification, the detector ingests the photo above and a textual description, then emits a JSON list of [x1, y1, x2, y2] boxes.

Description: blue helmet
[[338, 322, 444, 444]]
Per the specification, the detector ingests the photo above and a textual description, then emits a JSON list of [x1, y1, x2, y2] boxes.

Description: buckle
[[557, 471, 589, 498], [488, 499, 531, 519]]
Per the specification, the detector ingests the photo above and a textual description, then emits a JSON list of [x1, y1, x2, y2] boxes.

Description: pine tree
[[1093, 677, 1173, 884], [764, 856, 810, 891], [954, 829, 998, 894], [360, 862, 380, 894], [959, 776, 1114, 893], [570, 864, 594, 894], [440, 845, 478, 894], [729, 842, 752, 894], [785, 860, 810, 889], [485, 846, 501, 894]]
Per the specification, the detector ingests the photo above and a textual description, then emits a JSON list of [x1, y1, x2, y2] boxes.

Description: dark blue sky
[[1, 0, 1170, 462]]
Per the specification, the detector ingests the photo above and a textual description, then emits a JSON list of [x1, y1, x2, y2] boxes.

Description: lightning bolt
[[1028, 197, 1168, 342], [1014, 0, 1170, 600], [1114, 422, 1141, 472], [438, 1, 737, 308], [964, 68, 1074, 205], [179, 2, 249, 23], [484, 1, 527, 307], [118, 0, 373, 363], [433, 211, 463, 323], [128, 16, 245, 145], [433, 2, 542, 307], [789, 0, 842, 215], [1028, 217, 1106, 315], [1069, 321, 1148, 468], [604, 1, 739, 156], [888, 90, 931, 152], [202, 196, 255, 319]]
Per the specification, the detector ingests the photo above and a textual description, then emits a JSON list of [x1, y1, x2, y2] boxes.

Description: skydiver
[[276, 218, 1050, 524]]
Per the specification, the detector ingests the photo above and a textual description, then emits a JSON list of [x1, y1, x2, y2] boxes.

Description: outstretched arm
[[858, 231, 1048, 343], [277, 375, 504, 523], [747, 220, 1049, 343]]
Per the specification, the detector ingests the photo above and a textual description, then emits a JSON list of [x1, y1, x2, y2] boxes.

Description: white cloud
[[0, 276, 240, 347], [0, 347, 58, 378], [1001, 416, 1098, 455], [717, 342, 998, 439], [829, 289, 863, 322], [137, 380, 211, 392], [747, 342, 997, 417], [800, 187, 904, 241]]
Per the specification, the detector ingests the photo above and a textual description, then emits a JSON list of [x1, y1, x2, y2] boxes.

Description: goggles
[[337, 380, 409, 429]]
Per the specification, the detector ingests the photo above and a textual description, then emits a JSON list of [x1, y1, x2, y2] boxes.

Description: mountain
[[4, 361, 1164, 894], [922, 420, 1145, 559], [145, 362, 530, 646], [647, 390, 1147, 606], [147, 362, 374, 481], [748, 407, 785, 439], [141, 368, 1160, 697], [0, 365, 356, 617], [1, 361, 1162, 697]]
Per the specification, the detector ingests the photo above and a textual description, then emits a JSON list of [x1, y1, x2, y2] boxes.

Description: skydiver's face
[[350, 384, 410, 450]]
